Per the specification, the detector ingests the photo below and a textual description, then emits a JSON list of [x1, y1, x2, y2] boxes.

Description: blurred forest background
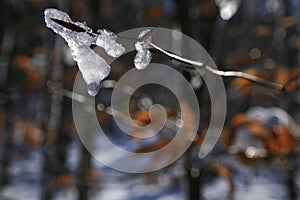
[[1, 0, 300, 200]]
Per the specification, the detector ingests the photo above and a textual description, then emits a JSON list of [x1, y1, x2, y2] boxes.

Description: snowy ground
[[0, 132, 298, 200]]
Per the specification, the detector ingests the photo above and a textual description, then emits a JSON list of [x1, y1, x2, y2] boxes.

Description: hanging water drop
[[87, 82, 100, 96]]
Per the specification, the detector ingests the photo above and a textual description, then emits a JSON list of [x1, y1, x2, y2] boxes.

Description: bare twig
[[150, 43, 284, 91], [48, 84, 182, 133]]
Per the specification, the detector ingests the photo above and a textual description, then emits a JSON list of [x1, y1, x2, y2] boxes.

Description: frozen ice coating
[[44, 8, 109, 96], [134, 49, 152, 70], [44, 8, 124, 96], [134, 29, 152, 70], [96, 29, 125, 58], [136, 29, 151, 51], [139, 29, 150, 37]]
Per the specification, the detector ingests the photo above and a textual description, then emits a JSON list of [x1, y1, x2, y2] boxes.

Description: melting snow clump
[[44, 8, 125, 96]]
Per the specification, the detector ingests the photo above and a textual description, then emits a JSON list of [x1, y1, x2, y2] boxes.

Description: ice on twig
[[44, 8, 124, 96], [95, 29, 125, 58], [134, 50, 152, 70], [134, 29, 152, 70], [137, 29, 152, 48], [44, 8, 108, 96]]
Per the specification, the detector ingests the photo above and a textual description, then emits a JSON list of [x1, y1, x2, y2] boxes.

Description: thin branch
[[47, 13, 286, 92], [150, 43, 284, 91], [48, 85, 182, 133]]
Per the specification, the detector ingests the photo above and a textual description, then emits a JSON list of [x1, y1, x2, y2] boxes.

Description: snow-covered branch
[[44, 8, 286, 97]]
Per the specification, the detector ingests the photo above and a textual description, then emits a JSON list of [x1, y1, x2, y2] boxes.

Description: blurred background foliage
[[1, 0, 300, 200]]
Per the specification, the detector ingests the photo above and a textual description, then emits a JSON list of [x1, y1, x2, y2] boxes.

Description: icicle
[[134, 29, 152, 70], [44, 8, 125, 96]]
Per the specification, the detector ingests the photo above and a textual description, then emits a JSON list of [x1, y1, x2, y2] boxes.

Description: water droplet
[[87, 82, 99, 96]]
